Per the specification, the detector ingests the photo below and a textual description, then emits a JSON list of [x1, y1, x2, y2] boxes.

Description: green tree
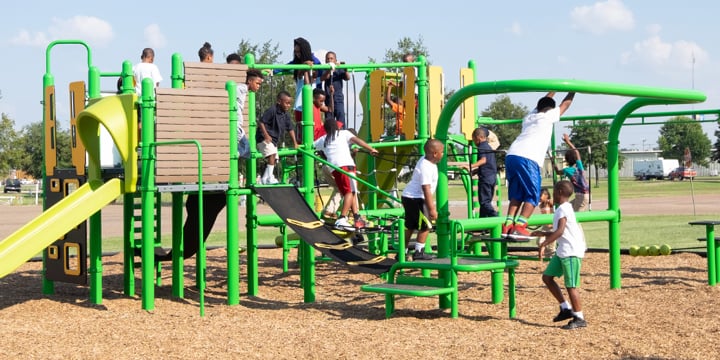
[[657, 116, 712, 167], [712, 120, 720, 162], [381, 35, 430, 64], [480, 95, 528, 166], [230, 39, 291, 118], [16, 121, 72, 178], [0, 113, 21, 175], [567, 119, 623, 186]]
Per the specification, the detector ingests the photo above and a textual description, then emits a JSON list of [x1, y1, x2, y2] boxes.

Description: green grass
[[581, 215, 710, 252], [99, 228, 282, 253], [443, 176, 720, 202]]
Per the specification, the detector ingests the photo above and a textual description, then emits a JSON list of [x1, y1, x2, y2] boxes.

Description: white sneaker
[[334, 216, 352, 230], [264, 177, 279, 185]]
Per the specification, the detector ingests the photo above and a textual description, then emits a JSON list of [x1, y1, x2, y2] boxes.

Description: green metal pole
[[226, 82, 241, 305], [140, 78, 157, 311], [86, 68, 103, 304], [300, 84, 316, 303], [121, 61, 134, 94], [171, 53, 183, 89], [41, 71, 55, 295], [244, 53, 260, 296], [607, 97, 675, 288]]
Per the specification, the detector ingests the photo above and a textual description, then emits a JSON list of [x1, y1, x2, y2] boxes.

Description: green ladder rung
[[361, 283, 454, 297]]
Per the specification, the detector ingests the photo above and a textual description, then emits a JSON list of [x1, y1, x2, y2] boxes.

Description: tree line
[[1, 36, 718, 179]]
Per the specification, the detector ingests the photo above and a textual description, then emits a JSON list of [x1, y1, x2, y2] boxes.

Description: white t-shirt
[[507, 107, 560, 167], [403, 157, 438, 199], [553, 202, 587, 258], [236, 83, 248, 137], [314, 130, 356, 168], [132, 62, 163, 94]]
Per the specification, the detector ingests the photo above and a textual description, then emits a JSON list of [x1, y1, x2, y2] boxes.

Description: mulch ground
[[1, 247, 719, 359]]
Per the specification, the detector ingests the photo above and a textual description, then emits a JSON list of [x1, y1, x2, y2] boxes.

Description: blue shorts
[[543, 255, 583, 288], [238, 136, 251, 159], [505, 155, 541, 206]]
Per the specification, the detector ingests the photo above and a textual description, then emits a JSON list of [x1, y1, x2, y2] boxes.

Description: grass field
[[12, 176, 720, 255]]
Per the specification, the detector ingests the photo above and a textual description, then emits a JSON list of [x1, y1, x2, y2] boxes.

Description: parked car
[[3, 178, 22, 193], [668, 167, 697, 181]]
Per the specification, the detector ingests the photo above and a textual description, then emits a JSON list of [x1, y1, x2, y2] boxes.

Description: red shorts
[[332, 166, 357, 195]]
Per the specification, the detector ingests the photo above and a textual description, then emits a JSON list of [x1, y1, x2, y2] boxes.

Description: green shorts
[[543, 255, 582, 288]]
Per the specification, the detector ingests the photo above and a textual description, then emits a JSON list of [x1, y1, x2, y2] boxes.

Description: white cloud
[[646, 23, 662, 35], [10, 16, 113, 47], [570, 0, 635, 35], [507, 21, 522, 36], [621, 36, 708, 70], [10, 30, 50, 47], [144, 24, 166, 48], [557, 55, 569, 64]]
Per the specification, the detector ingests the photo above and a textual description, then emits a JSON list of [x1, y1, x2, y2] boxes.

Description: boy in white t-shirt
[[132, 48, 163, 94], [401, 139, 443, 261], [503, 91, 575, 236], [314, 118, 378, 229], [532, 180, 588, 330]]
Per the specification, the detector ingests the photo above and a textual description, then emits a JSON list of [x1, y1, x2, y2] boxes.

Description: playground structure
[[0, 39, 711, 319]]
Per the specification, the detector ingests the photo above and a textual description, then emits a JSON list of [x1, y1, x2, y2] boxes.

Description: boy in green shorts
[[532, 180, 588, 330]]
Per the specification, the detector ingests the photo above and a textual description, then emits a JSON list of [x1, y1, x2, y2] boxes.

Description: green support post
[[226, 82, 241, 305], [87, 65, 103, 304], [140, 78, 157, 311], [171, 53, 183, 89], [300, 84, 316, 303], [245, 53, 260, 296]]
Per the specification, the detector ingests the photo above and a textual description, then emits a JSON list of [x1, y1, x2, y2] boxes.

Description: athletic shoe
[[334, 216, 352, 230], [412, 250, 434, 261], [561, 317, 587, 330], [354, 217, 367, 229], [263, 177, 279, 185], [501, 223, 514, 236], [512, 223, 530, 236], [553, 308, 574, 322]]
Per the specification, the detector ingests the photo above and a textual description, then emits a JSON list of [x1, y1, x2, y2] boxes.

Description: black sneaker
[[561, 317, 587, 330], [412, 250, 434, 261], [553, 308, 574, 322]]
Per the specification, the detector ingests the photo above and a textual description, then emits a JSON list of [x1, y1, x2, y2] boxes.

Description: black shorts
[[402, 196, 430, 231]]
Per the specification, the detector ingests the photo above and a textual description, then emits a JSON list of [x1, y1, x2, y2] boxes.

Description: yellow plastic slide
[[0, 178, 123, 278]]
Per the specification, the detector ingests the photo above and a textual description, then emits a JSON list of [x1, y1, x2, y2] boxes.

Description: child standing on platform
[[314, 119, 378, 229], [538, 187, 555, 257], [401, 139, 444, 261], [532, 180, 588, 330], [132, 48, 163, 94]]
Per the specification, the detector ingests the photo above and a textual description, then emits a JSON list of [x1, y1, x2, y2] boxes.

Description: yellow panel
[[427, 66, 444, 137], [63, 242, 81, 276], [368, 70, 386, 141], [44, 86, 56, 176], [47, 245, 58, 260], [69, 81, 87, 175], [460, 68, 476, 141], [401, 67, 416, 140]]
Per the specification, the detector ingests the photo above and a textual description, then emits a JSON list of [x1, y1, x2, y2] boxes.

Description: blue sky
[[1, 0, 718, 150]]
